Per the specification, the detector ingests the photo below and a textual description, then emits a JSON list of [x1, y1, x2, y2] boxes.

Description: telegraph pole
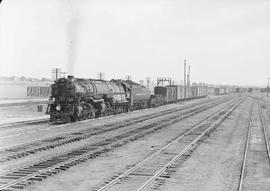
[[188, 65, 190, 86], [146, 77, 150, 88], [62, 72, 67, 78], [97, 72, 105, 80], [267, 77, 270, 97], [184, 60, 187, 99], [187, 65, 190, 98], [51, 68, 61, 81]]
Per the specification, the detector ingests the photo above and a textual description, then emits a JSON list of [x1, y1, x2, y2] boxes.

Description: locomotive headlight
[[56, 105, 61, 111]]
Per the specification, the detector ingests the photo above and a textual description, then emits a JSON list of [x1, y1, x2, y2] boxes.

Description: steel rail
[[0, 97, 223, 131], [238, 100, 270, 191], [136, 98, 244, 191], [0, 98, 231, 176], [97, 98, 245, 191], [0, 97, 225, 140], [0, 98, 237, 190], [258, 101, 270, 164], [0, 97, 231, 163], [237, 101, 253, 191], [0, 118, 49, 129]]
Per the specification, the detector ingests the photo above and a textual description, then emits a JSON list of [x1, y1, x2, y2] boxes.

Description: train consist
[[46, 76, 209, 123]]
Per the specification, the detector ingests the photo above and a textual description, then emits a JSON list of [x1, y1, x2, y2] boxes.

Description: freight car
[[154, 86, 177, 103], [198, 86, 208, 97], [153, 85, 208, 104], [214, 88, 220, 95], [191, 86, 208, 98], [186, 86, 192, 99], [219, 87, 227, 95], [207, 87, 215, 95], [173, 85, 185, 100], [27, 86, 51, 98]]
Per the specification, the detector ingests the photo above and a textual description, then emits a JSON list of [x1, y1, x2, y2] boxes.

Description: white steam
[[67, 18, 80, 76]]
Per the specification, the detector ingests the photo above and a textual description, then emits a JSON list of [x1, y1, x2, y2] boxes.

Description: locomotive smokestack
[[68, 75, 74, 80]]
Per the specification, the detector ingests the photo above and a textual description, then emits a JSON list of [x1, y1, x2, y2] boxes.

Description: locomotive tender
[[46, 76, 151, 123]]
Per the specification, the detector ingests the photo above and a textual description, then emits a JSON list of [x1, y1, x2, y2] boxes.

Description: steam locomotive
[[46, 76, 151, 123]]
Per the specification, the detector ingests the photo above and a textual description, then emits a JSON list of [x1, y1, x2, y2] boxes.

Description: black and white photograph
[[0, 0, 270, 190]]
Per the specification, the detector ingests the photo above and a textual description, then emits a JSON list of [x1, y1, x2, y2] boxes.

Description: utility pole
[[38, 82, 40, 98], [187, 65, 190, 86], [184, 60, 187, 99], [187, 65, 190, 98], [62, 72, 67, 78], [146, 77, 150, 88], [51, 68, 61, 81], [267, 77, 270, 97], [126, 75, 132, 81], [97, 72, 105, 80]]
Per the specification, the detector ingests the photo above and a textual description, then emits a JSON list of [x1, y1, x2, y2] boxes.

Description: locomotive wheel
[[124, 105, 128, 112], [71, 107, 79, 122], [96, 111, 101, 118], [50, 115, 54, 122], [66, 116, 71, 123], [104, 102, 114, 116], [88, 105, 95, 119], [71, 116, 76, 122], [90, 110, 95, 119]]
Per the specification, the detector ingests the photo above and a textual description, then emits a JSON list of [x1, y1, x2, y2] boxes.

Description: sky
[[0, 0, 269, 86]]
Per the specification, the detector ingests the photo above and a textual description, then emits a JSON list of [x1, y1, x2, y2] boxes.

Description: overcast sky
[[0, 0, 269, 86]]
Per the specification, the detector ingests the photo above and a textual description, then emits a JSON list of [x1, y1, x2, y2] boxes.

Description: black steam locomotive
[[46, 76, 151, 123]]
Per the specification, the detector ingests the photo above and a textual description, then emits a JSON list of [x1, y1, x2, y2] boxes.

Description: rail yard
[[1, 1, 270, 191], [0, 91, 269, 191]]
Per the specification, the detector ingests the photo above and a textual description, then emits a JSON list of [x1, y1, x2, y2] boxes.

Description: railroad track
[[0, 98, 239, 190], [237, 100, 270, 191], [0, 97, 212, 131], [0, 97, 231, 163], [0, 119, 49, 130], [95, 97, 245, 191], [0, 98, 223, 136], [0, 101, 48, 108]]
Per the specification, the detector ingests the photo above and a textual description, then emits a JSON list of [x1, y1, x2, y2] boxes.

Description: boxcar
[[170, 85, 185, 100], [220, 87, 226, 95], [207, 87, 215, 95], [214, 88, 220, 95], [191, 86, 198, 98], [154, 86, 177, 103], [27, 86, 51, 98], [198, 86, 208, 97], [186, 86, 192, 99]]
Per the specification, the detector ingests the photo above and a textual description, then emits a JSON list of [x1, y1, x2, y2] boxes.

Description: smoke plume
[[67, 18, 80, 76]]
